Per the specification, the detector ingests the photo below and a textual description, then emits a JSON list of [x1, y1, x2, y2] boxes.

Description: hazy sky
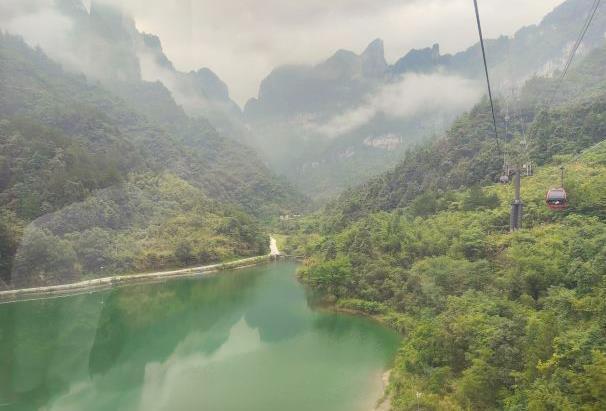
[[4, 0, 564, 105]]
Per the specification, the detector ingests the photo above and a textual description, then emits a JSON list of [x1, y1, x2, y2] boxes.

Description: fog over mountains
[[243, 0, 606, 198], [2, 0, 605, 199]]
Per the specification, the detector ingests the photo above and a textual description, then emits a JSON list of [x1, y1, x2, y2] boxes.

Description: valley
[[1, 0, 605, 410]]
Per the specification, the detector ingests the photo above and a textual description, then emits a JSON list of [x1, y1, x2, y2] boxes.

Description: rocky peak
[[88, 1, 141, 81], [392, 43, 444, 74], [431, 43, 440, 59], [324, 49, 359, 67], [189, 68, 231, 102], [361, 38, 388, 76], [55, 0, 89, 19], [362, 38, 386, 61], [89, 1, 137, 42], [140, 33, 174, 70], [321, 39, 388, 78]]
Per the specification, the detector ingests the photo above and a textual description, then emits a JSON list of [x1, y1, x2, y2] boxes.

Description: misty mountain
[[0, 32, 301, 218], [5, 0, 604, 203], [243, 39, 472, 199], [0, 31, 305, 287], [392, 0, 606, 83], [50, 0, 245, 138], [243, 0, 606, 200], [323, 41, 606, 229], [245, 39, 387, 120]]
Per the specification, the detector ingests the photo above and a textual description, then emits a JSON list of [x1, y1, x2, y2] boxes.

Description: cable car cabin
[[546, 188, 568, 210]]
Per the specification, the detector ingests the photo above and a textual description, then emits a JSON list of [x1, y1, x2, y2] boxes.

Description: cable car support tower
[[473, 0, 523, 231]]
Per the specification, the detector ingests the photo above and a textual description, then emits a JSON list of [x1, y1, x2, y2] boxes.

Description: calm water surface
[[0, 262, 400, 411]]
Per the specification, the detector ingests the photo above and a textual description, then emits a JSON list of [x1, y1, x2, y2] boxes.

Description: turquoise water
[[0, 262, 400, 411]]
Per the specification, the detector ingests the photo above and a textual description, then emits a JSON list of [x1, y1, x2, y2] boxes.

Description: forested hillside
[[297, 147, 606, 410], [53, 0, 246, 136], [0, 33, 302, 217], [285, 41, 606, 410], [320, 44, 606, 231], [3, 1, 605, 410], [0, 33, 302, 289]]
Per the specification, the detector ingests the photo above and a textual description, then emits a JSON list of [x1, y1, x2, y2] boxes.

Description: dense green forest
[[281, 44, 606, 410], [0, 33, 303, 289], [10, 172, 269, 288], [3, 1, 606, 410], [297, 152, 606, 409]]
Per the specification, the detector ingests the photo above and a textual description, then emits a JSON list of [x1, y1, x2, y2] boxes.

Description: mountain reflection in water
[[0, 262, 399, 411]]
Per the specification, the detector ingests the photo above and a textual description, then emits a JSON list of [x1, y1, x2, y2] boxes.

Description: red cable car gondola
[[546, 166, 568, 211], [546, 188, 568, 210]]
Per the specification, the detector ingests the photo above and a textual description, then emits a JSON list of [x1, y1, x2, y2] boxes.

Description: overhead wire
[[471, 0, 601, 154], [472, 0, 502, 157], [566, 138, 606, 165], [548, 0, 601, 106], [544, 0, 603, 179]]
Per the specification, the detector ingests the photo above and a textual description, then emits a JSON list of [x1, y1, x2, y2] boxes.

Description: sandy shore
[[373, 370, 393, 411]]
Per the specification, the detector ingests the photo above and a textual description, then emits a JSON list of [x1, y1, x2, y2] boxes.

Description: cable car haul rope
[[471, 0, 603, 227], [542, 0, 602, 212], [472, 0, 501, 157], [545, 139, 606, 210]]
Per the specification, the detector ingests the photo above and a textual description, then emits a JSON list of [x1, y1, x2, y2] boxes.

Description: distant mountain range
[[242, 0, 606, 199], [7, 0, 606, 201]]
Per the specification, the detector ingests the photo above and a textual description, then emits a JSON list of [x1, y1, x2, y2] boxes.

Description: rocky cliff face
[[244, 38, 388, 123], [392, 43, 444, 74], [361, 39, 389, 77]]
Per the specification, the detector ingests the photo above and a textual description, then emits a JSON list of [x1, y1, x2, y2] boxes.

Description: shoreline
[[2, 248, 397, 409], [0, 254, 277, 303], [373, 370, 393, 411], [311, 303, 399, 411]]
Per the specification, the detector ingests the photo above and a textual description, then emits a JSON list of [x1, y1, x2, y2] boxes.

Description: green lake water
[[0, 262, 400, 411]]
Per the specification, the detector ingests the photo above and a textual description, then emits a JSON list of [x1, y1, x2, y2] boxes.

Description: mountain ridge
[[241, 0, 606, 200], [0, 32, 304, 289]]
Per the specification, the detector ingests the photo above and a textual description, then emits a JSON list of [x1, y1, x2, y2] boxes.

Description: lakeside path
[[0, 236, 282, 303]]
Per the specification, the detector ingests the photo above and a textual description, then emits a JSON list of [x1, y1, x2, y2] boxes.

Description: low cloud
[[137, 48, 197, 108], [314, 73, 482, 137], [123, 0, 562, 105], [0, 3, 79, 69], [0, 0, 563, 105]]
